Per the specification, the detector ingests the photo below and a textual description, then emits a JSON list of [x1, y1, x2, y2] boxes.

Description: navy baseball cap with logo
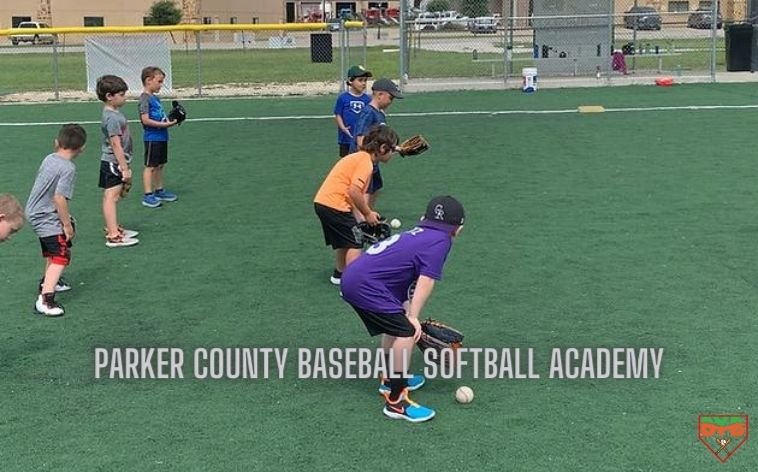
[[422, 195, 465, 226], [372, 78, 404, 99], [347, 65, 372, 80]]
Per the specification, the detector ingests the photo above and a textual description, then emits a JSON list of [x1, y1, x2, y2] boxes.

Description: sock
[[155, 188, 163, 194], [145, 192, 153, 197], [388, 375, 408, 402], [42, 292, 55, 304], [332, 269, 342, 279]]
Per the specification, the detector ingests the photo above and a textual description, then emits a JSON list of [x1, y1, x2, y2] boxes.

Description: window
[[12, 16, 32, 28], [84, 16, 104, 27], [252, 17, 260, 24], [230, 16, 237, 24], [668, 1, 689, 12], [203, 17, 212, 24]]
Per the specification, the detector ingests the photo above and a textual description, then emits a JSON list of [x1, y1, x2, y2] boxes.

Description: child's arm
[[334, 115, 352, 137], [347, 184, 379, 224], [140, 113, 177, 128], [109, 136, 132, 181], [53, 194, 74, 241]]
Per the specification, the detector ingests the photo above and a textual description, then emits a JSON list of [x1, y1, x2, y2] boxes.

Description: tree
[[426, 0, 450, 13], [460, 0, 490, 18], [145, 0, 182, 26]]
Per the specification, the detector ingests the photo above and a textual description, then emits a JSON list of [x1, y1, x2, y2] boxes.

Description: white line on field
[[1, 104, 757, 127]]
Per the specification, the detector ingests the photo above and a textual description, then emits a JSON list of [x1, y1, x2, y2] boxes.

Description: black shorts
[[314, 203, 361, 249], [352, 305, 415, 338], [144, 141, 168, 167], [98, 161, 124, 189], [339, 143, 351, 157], [39, 234, 72, 266], [368, 165, 383, 194]]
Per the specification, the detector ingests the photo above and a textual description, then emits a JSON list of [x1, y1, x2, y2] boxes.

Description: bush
[[427, 0, 451, 13], [145, 0, 182, 26]]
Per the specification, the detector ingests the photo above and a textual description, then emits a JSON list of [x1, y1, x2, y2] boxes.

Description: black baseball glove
[[168, 100, 187, 125], [417, 318, 464, 365], [355, 220, 391, 246]]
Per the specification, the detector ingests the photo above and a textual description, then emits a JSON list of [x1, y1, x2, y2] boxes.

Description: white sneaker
[[105, 235, 139, 248], [120, 228, 139, 239], [35, 294, 64, 317], [330, 276, 341, 285]]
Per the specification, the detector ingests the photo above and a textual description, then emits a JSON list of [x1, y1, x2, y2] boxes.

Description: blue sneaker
[[378, 374, 425, 394], [142, 194, 162, 208], [154, 189, 177, 202], [382, 389, 435, 423]]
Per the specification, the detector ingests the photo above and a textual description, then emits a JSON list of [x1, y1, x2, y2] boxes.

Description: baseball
[[390, 218, 402, 229], [455, 386, 474, 404]]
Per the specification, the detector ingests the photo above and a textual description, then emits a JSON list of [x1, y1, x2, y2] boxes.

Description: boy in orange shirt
[[314, 125, 399, 285]]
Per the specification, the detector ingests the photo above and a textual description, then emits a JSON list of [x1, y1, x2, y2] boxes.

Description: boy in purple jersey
[[334, 65, 372, 157], [341, 195, 465, 423]]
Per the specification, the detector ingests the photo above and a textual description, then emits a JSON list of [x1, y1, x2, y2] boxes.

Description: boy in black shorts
[[25, 124, 87, 316]]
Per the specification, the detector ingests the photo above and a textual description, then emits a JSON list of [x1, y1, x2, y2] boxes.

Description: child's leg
[[142, 166, 155, 194], [40, 260, 65, 295], [153, 164, 164, 191], [103, 186, 122, 237]]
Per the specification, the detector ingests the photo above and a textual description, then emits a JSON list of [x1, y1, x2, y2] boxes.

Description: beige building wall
[[0, 0, 288, 30]]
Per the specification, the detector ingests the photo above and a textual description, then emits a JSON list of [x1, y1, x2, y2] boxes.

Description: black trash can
[[310, 33, 333, 63], [725, 23, 752, 71]]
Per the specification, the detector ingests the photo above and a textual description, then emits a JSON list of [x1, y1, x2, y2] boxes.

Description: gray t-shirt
[[25, 153, 76, 238], [101, 108, 132, 164]]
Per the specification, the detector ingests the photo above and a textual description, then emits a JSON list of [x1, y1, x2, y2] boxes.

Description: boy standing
[[334, 65, 372, 157], [25, 124, 87, 316], [0, 194, 24, 242], [314, 125, 399, 285], [139, 66, 178, 208], [349, 78, 404, 207], [340, 195, 466, 423], [97, 75, 139, 248]]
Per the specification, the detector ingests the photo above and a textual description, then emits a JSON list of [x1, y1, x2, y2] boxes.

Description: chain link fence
[[0, 23, 369, 101]]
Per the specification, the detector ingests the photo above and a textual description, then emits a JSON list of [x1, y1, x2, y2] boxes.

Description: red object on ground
[[655, 77, 674, 86]]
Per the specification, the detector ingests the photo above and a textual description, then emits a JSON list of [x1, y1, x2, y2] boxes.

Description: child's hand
[[167, 119, 178, 127], [63, 222, 75, 242], [120, 166, 132, 181], [342, 127, 353, 138]]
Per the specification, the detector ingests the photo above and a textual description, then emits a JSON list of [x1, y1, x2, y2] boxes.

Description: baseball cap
[[422, 195, 465, 226], [347, 65, 372, 79], [372, 78, 404, 99]]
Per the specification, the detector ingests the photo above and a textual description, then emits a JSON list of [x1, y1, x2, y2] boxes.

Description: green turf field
[[1, 84, 757, 470]]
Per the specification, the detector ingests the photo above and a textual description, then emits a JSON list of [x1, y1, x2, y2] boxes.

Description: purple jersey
[[341, 221, 454, 314], [334, 92, 372, 145]]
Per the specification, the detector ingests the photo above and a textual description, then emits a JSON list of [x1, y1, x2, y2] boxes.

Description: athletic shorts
[[314, 203, 361, 250], [144, 141, 168, 167], [39, 234, 72, 266], [368, 164, 383, 194], [351, 305, 415, 338], [339, 143, 351, 158], [98, 161, 124, 189]]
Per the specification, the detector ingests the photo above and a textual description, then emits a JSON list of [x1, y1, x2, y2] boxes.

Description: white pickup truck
[[10, 21, 55, 45]]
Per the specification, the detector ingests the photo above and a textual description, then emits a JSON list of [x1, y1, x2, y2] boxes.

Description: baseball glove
[[355, 220, 392, 246], [417, 318, 464, 364], [396, 135, 429, 158], [119, 179, 132, 198], [168, 100, 187, 125]]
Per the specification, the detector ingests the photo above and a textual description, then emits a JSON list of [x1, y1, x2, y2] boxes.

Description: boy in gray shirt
[[97, 75, 139, 248], [25, 124, 87, 317]]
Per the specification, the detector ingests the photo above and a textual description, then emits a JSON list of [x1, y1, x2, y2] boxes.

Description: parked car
[[10, 21, 55, 45], [469, 17, 499, 34], [623, 6, 662, 30], [687, 8, 722, 29]]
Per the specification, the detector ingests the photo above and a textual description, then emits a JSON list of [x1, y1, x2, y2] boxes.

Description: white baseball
[[455, 386, 474, 404], [390, 218, 402, 229]]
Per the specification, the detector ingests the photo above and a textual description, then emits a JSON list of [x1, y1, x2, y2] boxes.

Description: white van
[[10, 21, 55, 45]]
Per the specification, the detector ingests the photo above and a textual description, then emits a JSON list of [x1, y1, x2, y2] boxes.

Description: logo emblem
[[350, 101, 364, 113], [434, 204, 445, 220], [698, 415, 748, 463]]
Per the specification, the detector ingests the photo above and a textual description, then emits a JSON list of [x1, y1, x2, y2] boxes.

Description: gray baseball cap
[[372, 78, 404, 99]]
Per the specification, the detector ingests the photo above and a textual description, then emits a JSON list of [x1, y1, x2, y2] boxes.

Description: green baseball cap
[[347, 65, 372, 79]]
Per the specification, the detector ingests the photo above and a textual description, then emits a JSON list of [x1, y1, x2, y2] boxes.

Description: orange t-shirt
[[314, 151, 373, 212]]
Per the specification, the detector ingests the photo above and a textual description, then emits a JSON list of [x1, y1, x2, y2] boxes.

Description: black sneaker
[[330, 269, 342, 286], [39, 277, 72, 293], [34, 293, 65, 317]]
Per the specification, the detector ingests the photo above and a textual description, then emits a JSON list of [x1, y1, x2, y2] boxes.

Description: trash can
[[310, 33, 332, 63], [752, 25, 758, 71], [725, 23, 752, 72]]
